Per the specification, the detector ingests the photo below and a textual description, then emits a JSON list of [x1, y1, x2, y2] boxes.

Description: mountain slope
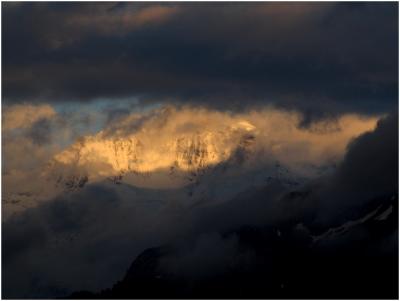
[[70, 193, 398, 299], [3, 120, 313, 218]]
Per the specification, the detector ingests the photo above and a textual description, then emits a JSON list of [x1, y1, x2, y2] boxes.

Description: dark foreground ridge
[[69, 194, 398, 299]]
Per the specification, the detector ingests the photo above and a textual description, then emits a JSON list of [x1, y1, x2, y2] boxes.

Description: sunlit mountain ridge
[[3, 105, 379, 220], [50, 119, 257, 183]]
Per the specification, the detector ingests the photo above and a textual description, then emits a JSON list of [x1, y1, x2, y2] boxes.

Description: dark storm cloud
[[2, 2, 398, 118], [312, 112, 398, 225], [334, 113, 398, 197]]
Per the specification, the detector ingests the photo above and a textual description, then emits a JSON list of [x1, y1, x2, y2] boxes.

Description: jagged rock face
[[52, 136, 142, 176], [174, 133, 224, 170], [47, 121, 258, 189]]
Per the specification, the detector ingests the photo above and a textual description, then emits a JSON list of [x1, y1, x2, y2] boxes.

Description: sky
[[2, 2, 398, 119], [1, 2, 399, 299]]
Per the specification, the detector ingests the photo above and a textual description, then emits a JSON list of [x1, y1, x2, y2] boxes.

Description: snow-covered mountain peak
[[2, 113, 336, 220], [54, 121, 255, 177], [45, 119, 258, 189]]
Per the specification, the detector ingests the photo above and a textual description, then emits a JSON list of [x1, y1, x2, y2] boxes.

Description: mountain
[[3, 120, 312, 218], [70, 193, 398, 299], [46, 120, 261, 188]]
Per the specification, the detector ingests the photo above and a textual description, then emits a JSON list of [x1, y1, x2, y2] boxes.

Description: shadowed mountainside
[[70, 193, 398, 299]]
